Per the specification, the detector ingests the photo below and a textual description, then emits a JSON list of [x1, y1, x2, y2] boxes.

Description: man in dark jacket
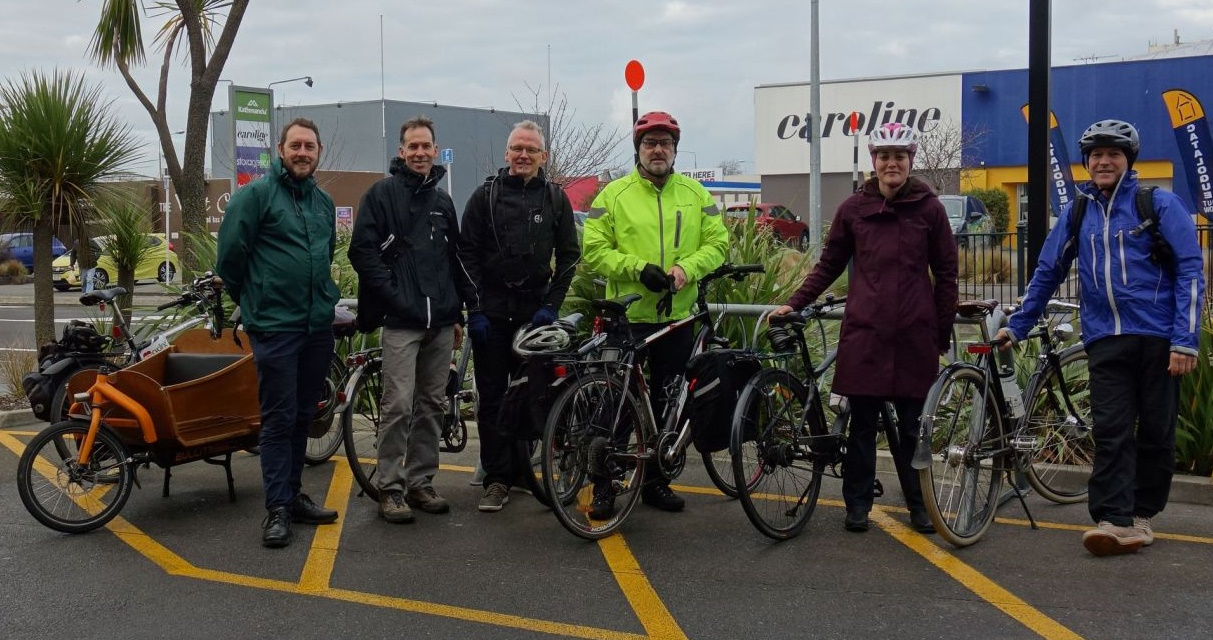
[[217, 118, 341, 548], [348, 116, 465, 525], [456, 120, 580, 512]]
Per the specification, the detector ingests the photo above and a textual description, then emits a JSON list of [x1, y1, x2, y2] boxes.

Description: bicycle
[[911, 299, 1093, 547], [539, 262, 764, 540], [728, 295, 904, 540]]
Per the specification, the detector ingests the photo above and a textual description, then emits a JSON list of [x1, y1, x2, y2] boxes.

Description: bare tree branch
[[511, 83, 626, 184], [913, 119, 990, 194]]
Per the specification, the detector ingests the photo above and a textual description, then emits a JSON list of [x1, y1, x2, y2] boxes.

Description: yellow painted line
[[597, 533, 688, 640], [106, 515, 200, 576], [2, 429, 40, 436], [299, 460, 354, 593], [871, 508, 1084, 640], [440, 462, 476, 473], [323, 587, 648, 640]]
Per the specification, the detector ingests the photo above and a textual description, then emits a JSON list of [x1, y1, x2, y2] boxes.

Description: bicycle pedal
[[1012, 435, 1038, 452]]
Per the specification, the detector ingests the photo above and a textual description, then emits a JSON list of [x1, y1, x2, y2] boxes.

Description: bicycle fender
[[912, 361, 983, 470]]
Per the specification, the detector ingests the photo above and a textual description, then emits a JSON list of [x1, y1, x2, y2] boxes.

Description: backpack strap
[[1064, 195, 1089, 258], [1133, 186, 1175, 270]]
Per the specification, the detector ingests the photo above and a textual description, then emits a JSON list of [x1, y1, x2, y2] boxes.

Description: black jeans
[[1086, 335, 1178, 527], [842, 396, 927, 514], [248, 330, 335, 510], [472, 316, 527, 488]]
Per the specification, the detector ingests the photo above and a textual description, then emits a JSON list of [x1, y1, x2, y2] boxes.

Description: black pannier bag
[[496, 356, 559, 441], [24, 321, 109, 421], [685, 349, 761, 453]]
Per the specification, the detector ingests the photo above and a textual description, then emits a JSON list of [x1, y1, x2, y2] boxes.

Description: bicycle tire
[[515, 438, 551, 507], [17, 420, 133, 534], [701, 448, 742, 498], [1021, 347, 1093, 504], [731, 368, 822, 540], [917, 365, 1005, 547], [342, 360, 383, 501], [541, 371, 651, 540], [306, 355, 347, 465]]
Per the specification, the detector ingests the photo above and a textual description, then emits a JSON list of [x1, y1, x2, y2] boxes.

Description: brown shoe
[[378, 490, 415, 524], [406, 486, 451, 514], [1082, 521, 1145, 556]]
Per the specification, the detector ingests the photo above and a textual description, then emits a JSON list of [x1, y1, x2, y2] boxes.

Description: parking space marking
[[871, 509, 1084, 640], [0, 432, 649, 639], [598, 533, 688, 640]]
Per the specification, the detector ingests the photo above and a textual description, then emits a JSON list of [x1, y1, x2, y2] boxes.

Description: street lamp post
[[161, 129, 185, 283], [681, 150, 698, 170], [267, 76, 313, 144]]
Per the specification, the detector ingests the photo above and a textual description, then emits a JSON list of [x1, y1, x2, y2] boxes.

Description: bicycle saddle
[[591, 293, 642, 316], [956, 299, 999, 319], [79, 287, 128, 306], [332, 306, 357, 338]]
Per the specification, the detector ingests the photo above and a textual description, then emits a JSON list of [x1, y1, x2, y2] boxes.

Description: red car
[[724, 203, 811, 251]]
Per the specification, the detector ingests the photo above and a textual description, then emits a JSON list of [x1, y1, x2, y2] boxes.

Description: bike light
[[337, 391, 347, 403], [593, 316, 603, 335], [553, 364, 568, 378], [967, 344, 992, 354]]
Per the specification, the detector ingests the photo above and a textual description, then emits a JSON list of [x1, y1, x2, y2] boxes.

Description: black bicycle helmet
[[1078, 119, 1140, 168]]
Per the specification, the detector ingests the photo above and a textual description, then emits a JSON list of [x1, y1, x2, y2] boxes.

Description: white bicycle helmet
[[512, 322, 574, 357], [867, 122, 919, 154], [1078, 119, 1140, 167]]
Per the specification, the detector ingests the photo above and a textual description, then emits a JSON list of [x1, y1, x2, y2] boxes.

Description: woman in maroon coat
[[770, 122, 959, 534]]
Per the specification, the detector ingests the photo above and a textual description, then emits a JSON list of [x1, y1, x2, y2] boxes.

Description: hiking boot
[[844, 509, 870, 533], [291, 493, 338, 524], [1082, 521, 1145, 556], [478, 482, 510, 512], [378, 490, 415, 524], [589, 483, 616, 520], [406, 486, 451, 514], [909, 509, 935, 534], [641, 484, 685, 512], [1133, 516, 1154, 547], [262, 506, 293, 548]]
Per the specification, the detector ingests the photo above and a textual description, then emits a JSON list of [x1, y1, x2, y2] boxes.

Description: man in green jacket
[[217, 118, 342, 548], [582, 110, 729, 517]]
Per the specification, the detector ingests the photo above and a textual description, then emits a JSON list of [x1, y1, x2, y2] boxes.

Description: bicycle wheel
[[732, 368, 822, 540], [17, 420, 133, 534], [701, 448, 741, 498], [1021, 347, 1093, 504], [306, 355, 346, 465], [342, 360, 383, 501], [541, 371, 651, 540], [917, 365, 1004, 547]]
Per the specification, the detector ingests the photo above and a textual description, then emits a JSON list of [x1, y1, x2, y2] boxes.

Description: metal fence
[[956, 224, 1213, 307]]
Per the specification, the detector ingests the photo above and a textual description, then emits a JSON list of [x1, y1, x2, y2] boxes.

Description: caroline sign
[[231, 87, 273, 189], [755, 73, 962, 175]]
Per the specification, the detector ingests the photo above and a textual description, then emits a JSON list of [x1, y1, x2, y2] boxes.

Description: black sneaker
[[844, 509, 870, 533], [589, 483, 616, 520], [292, 493, 338, 524], [641, 484, 685, 512], [262, 506, 293, 548], [909, 509, 935, 534]]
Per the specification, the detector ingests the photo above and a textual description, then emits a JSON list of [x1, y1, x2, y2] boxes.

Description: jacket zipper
[[1098, 196, 1122, 334], [1089, 234, 1097, 286], [1116, 230, 1127, 285], [656, 187, 666, 267], [674, 210, 682, 248]]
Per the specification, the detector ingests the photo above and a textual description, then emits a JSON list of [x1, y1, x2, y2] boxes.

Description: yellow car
[[52, 234, 180, 291]]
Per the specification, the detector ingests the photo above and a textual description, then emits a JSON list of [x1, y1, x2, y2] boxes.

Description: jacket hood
[[389, 156, 447, 186]]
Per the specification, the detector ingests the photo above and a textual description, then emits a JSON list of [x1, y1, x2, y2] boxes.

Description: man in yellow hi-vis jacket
[[581, 110, 729, 518]]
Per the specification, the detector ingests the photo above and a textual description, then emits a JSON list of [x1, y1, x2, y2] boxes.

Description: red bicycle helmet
[[633, 111, 680, 149]]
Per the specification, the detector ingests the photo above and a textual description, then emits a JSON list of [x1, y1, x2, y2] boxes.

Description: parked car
[[939, 194, 995, 249], [51, 234, 180, 291], [0, 232, 68, 274], [724, 203, 811, 251]]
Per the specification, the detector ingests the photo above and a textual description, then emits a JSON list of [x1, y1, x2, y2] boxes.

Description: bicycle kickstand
[[1006, 468, 1039, 530]]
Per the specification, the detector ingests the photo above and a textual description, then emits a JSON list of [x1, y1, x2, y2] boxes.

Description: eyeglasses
[[508, 145, 544, 156], [640, 138, 675, 150]]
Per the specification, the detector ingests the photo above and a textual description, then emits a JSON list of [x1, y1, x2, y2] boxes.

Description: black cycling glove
[[639, 263, 670, 293]]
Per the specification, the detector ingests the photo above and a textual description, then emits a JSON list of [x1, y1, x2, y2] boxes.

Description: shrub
[[1, 340, 36, 399], [964, 187, 1010, 233], [1176, 311, 1213, 476], [0, 258, 28, 277]]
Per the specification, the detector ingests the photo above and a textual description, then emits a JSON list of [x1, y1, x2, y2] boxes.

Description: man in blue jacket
[[217, 118, 342, 548], [999, 119, 1205, 557]]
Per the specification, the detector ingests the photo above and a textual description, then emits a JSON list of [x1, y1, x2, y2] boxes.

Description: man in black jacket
[[457, 120, 580, 512], [348, 116, 466, 524]]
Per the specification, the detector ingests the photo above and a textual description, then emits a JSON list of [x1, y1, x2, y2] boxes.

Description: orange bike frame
[[71, 371, 157, 465]]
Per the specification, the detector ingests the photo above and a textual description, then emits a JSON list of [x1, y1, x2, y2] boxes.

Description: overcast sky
[[2, 0, 1212, 178]]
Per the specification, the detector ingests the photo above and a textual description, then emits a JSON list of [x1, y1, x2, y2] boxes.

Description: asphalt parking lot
[[3, 417, 1212, 640]]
